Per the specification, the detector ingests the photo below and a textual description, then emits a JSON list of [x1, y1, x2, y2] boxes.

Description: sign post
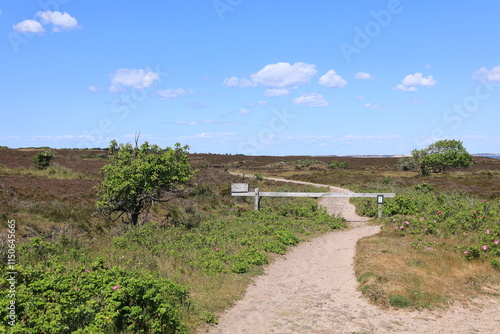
[[377, 195, 384, 219]]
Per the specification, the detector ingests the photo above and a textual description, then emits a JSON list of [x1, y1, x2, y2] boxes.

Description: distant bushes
[[275, 159, 349, 170], [328, 161, 349, 169], [32, 150, 54, 170]]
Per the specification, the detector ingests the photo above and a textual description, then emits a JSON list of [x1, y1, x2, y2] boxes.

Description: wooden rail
[[232, 192, 396, 198], [231, 183, 395, 216]]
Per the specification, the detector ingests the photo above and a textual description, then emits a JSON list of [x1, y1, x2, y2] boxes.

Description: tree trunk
[[131, 212, 139, 225]]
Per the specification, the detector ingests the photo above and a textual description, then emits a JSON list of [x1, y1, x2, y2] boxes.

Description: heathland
[[1, 148, 499, 333]]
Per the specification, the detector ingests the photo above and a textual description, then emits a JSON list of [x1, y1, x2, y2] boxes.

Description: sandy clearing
[[205, 175, 500, 333]]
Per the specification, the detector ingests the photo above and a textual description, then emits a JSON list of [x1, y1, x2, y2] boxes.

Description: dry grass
[[355, 231, 500, 309]]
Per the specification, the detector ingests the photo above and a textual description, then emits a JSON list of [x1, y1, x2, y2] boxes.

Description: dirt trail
[[206, 175, 500, 333]]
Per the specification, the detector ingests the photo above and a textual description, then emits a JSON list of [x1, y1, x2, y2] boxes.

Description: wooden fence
[[231, 183, 395, 217]]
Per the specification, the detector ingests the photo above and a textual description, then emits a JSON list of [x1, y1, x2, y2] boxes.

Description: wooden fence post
[[254, 188, 260, 211]]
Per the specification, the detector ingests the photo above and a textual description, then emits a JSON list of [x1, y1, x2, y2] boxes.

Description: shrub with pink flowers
[[354, 183, 500, 266], [0, 258, 189, 333]]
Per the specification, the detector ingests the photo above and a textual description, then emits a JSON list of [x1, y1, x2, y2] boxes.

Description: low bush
[[389, 294, 412, 308], [328, 161, 349, 169], [32, 150, 54, 170], [0, 260, 189, 333]]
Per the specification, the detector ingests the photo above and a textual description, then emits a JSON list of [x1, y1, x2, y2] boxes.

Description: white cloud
[[13, 19, 45, 34], [338, 135, 400, 142], [193, 132, 236, 139], [175, 120, 214, 126], [223, 62, 317, 91], [472, 66, 500, 82], [318, 70, 348, 88], [36, 11, 80, 31], [356, 96, 366, 100], [110, 68, 160, 90], [222, 76, 256, 89], [251, 62, 317, 89], [394, 84, 417, 92], [237, 109, 250, 115], [354, 71, 374, 80], [157, 88, 194, 100], [264, 88, 290, 97], [364, 103, 380, 109], [292, 93, 328, 107], [259, 100, 268, 107], [87, 86, 102, 93], [394, 73, 437, 91]]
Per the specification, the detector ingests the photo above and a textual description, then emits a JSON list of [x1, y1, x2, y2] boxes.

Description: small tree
[[32, 150, 54, 170], [411, 139, 473, 176], [96, 139, 195, 225]]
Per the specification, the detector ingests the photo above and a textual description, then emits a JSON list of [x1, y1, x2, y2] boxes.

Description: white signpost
[[231, 183, 395, 216]]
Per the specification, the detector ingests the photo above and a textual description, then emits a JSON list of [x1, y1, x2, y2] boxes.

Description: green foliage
[[277, 159, 325, 169], [254, 173, 264, 181], [0, 262, 189, 333], [96, 141, 195, 225], [113, 200, 346, 276], [414, 183, 434, 193], [166, 205, 204, 229], [202, 312, 218, 324], [353, 183, 500, 263], [292, 159, 324, 167], [411, 139, 473, 176], [32, 150, 54, 170], [389, 294, 412, 308], [328, 161, 349, 169], [464, 246, 481, 260], [397, 156, 417, 171]]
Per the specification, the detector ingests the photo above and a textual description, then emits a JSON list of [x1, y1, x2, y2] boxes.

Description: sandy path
[[206, 175, 500, 333]]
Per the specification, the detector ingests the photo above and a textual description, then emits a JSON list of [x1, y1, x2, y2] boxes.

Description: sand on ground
[[205, 175, 500, 334]]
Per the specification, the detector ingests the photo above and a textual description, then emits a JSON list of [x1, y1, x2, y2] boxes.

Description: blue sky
[[1, 0, 499, 155]]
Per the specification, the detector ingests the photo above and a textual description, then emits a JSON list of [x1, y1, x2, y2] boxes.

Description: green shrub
[[398, 156, 416, 171], [0, 262, 189, 333], [464, 247, 481, 260], [230, 261, 250, 273], [202, 312, 218, 324], [32, 150, 54, 170], [389, 294, 412, 308], [414, 183, 434, 193], [328, 161, 349, 169]]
